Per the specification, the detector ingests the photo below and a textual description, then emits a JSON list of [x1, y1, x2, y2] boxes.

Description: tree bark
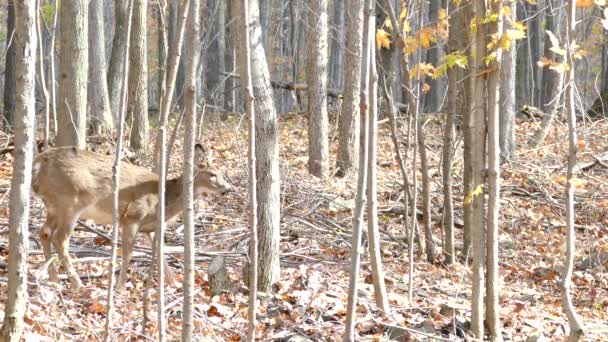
[[181, 0, 200, 338], [328, 0, 344, 90], [499, 1, 517, 159], [57, 0, 88, 148], [485, 1, 503, 339], [107, 0, 129, 123], [258, 0, 271, 53], [366, 8, 390, 312], [236, 0, 259, 338], [562, 2, 585, 340], [422, 0, 443, 112], [0, 1, 36, 340], [88, 0, 114, 135], [3, 0, 16, 127], [232, 0, 281, 292], [128, 0, 149, 151], [344, 1, 371, 338], [470, 0, 487, 337], [335, 0, 364, 177], [306, 0, 330, 178], [529, 0, 565, 147]]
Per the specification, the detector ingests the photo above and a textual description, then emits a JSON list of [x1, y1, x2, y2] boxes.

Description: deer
[[31, 143, 232, 290]]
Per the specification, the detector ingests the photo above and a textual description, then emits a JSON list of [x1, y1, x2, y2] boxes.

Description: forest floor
[[0, 111, 607, 341]]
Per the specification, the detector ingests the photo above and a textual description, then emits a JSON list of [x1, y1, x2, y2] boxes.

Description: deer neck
[[164, 177, 187, 221]]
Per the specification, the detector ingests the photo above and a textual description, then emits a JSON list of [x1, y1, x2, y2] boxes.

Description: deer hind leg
[[39, 220, 59, 283], [145, 232, 177, 287], [51, 212, 83, 290]]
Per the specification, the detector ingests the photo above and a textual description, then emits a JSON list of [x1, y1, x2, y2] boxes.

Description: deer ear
[[194, 143, 205, 154], [194, 144, 212, 169]]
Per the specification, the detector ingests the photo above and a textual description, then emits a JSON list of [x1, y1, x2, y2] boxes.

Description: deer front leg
[[116, 223, 138, 290], [52, 216, 83, 290], [145, 232, 177, 287], [39, 223, 59, 283]]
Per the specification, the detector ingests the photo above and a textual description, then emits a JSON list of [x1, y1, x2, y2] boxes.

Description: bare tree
[[365, 3, 389, 313], [306, 0, 329, 178], [88, 0, 114, 135], [562, 1, 585, 340], [344, 0, 371, 338], [335, 0, 364, 177], [485, 0, 504, 339], [107, 0, 129, 121], [155, 0, 190, 165], [236, 0, 259, 338], [328, 0, 344, 90], [499, 0, 517, 158], [470, 0, 487, 337], [0, 1, 36, 340], [128, 0, 149, 151], [3, 0, 16, 127], [232, 0, 281, 292], [182, 0, 201, 338], [104, 1, 133, 339], [57, 0, 88, 148], [37, 0, 51, 148]]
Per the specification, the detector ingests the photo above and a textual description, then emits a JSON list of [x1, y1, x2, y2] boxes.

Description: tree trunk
[[217, 1, 227, 107], [306, 0, 329, 178], [422, 0, 443, 112], [344, 1, 371, 338], [460, 0, 473, 257], [470, 0, 487, 338], [57, 0, 88, 148], [485, 1, 503, 339], [499, 0, 517, 160], [366, 8, 390, 312], [182, 0, 200, 338], [236, 0, 259, 338], [88, 0, 114, 135], [443, 0, 463, 265], [128, 0, 149, 151], [562, 2, 585, 340], [529, 0, 565, 147], [107, 0, 129, 123], [328, 0, 344, 89], [335, 0, 364, 177], [3, 0, 16, 127], [258, 0, 271, 53], [0, 1, 36, 340], [232, 0, 281, 292]]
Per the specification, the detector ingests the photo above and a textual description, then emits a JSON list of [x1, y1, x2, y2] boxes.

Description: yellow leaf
[[507, 28, 526, 40], [400, 7, 407, 20], [464, 184, 485, 206], [376, 29, 392, 49], [576, 0, 594, 7], [419, 28, 436, 48], [577, 139, 586, 149], [404, 37, 418, 54], [422, 83, 431, 93], [384, 17, 393, 30]]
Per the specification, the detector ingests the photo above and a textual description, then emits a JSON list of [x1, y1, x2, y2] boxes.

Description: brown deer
[[32, 144, 231, 290]]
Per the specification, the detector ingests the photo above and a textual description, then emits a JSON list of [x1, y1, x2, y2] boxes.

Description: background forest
[[0, 0, 607, 341]]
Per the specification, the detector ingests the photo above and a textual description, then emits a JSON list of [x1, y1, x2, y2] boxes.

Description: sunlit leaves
[[576, 0, 594, 7], [376, 29, 392, 49]]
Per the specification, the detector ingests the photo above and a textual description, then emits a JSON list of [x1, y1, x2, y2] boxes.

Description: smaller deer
[[32, 144, 231, 289]]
